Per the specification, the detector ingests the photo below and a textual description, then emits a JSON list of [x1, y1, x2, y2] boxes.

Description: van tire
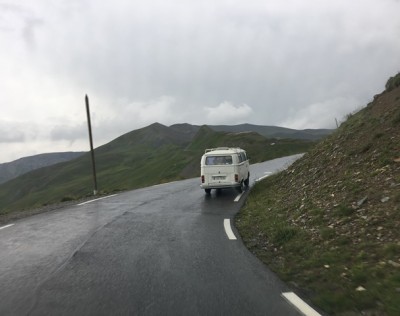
[[244, 173, 250, 187], [205, 189, 211, 194]]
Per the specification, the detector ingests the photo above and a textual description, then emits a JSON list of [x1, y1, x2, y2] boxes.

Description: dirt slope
[[237, 75, 400, 315]]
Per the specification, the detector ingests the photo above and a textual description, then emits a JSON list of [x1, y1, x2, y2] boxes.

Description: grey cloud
[[22, 17, 43, 49], [0, 130, 25, 143], [0, 3, 29, 15], [10, 2, 400, 111], [205, 102, 253, 125], [0, 120, 39, 143], [1, 0, 400, 163], [50, 123, 87, 142], [58, 0, 396, 121], [0, 2, 43, 49]]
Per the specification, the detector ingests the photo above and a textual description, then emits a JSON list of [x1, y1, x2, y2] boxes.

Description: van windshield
[[205, 156, 233, 165]]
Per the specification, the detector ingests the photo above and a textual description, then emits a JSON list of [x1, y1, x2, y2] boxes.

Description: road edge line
[[77, 194, 118, 206], [0, 224, 14, 230], [255, 174, 271, 182], [282, 292, 321, 316], [224, 219, 237, 240]]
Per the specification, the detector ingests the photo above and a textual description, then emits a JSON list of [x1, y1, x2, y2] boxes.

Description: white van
[[200, 147, 250, 194]]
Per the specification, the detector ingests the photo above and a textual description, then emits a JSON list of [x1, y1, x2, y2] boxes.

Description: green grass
[[235, 79, 400, 315], [236, 176, 400, 315]]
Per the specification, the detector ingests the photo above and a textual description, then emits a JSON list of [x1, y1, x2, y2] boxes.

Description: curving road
[[0, 155, 304, 315]]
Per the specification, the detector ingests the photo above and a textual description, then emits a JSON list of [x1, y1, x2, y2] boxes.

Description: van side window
[[241, 152, 247, 161], [237, 154, 242, 163], [224, 156, 233, 164]]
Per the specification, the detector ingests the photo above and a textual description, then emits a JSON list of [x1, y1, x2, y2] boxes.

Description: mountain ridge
[[0, 124, 316, 216], [209, 123, 333, 140], [0, 124, 331, 184]]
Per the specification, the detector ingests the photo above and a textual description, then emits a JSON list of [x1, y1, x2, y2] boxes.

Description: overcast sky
[[1, 0, 400, 163]]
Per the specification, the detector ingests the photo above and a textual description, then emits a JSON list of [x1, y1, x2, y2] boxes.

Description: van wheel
[[244, 173, 250, 187], [205, 189, 211, 194]]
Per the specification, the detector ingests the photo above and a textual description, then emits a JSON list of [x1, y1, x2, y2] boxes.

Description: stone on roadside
[[388, 260, 400, 268], [357, 196, 368, 207]]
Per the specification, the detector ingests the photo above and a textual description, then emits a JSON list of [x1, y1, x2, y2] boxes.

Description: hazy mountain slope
[[169, 123, 201, 140], [0, 123, 316, 215], [0, 152, 85, 184], [209, 124, 333, 140], [236, 74, 400, 315], [179, 125, 315, 178], [99, 122, 194, 151], [167, 123, 333, 140], [0, 123, 328, 187]]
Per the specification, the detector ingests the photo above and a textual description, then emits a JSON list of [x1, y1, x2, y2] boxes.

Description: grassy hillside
[[0, 123, 328, 185], [0, 123, 315, 216], [0, 152, 85, 184], [236, 75, 400, 315]]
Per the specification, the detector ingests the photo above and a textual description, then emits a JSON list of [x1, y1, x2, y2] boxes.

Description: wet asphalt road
[[0, 155, 302, 315]]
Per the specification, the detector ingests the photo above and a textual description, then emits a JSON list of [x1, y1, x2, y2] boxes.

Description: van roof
[[204, 147, 245, 155]]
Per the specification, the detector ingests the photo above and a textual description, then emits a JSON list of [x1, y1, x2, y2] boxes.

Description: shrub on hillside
[[385, 72, 400, 91]]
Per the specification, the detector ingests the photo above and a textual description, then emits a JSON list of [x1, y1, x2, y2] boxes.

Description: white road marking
[[0, 224, 14, 230], [77, 194, 118, 206], [224, 219, 237, 240], [151, 181, 177, 188], [282, 292, 321, 316], [234, 192, 244, 202], [255, 172, 272, 182]]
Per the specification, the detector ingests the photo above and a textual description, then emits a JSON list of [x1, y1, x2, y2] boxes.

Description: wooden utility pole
[[85, 95, 98, 195]]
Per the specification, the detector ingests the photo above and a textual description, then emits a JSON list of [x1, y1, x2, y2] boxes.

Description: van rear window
[[205, 156, 233, 165]]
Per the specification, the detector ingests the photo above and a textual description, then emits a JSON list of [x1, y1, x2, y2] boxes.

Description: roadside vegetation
[[236, 75, 400, 315]]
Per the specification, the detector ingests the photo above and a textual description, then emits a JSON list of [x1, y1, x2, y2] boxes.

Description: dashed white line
[[282, 292, 321, 316], [224, 219, 237, 240], [234, 192, 244, 202], [77, 194, 118, 206], [0, 224, 14, 230]]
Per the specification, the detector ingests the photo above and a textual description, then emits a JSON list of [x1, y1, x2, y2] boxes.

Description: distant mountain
[[168, 123, 333, 140], [0, 123, 317, 214], [0, 152, 85, 185], [0, 123, 330, 186], [208, 124, 333, 140]]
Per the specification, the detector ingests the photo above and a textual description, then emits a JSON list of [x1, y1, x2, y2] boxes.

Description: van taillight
[[235, 174, 239, 182], [201, 175, 205, 183]]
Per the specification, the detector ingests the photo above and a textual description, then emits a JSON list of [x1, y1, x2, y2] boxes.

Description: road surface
[[0, 155, 306, 315]]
